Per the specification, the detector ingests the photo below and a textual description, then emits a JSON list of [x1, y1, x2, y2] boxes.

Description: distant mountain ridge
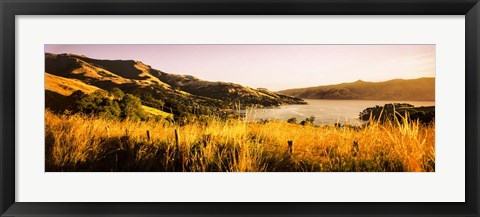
[[278, 77, 435, 101], [45, 53, 305, 117]]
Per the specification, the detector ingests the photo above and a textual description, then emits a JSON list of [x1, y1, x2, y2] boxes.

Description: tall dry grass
[[45, 110, 435, 172]]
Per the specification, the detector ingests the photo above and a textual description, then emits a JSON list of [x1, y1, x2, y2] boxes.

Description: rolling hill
[[45, 53, 305, 118], [45, 72, 171, 118], [278, 78, 435, 101], [45, 72, 101, 96]]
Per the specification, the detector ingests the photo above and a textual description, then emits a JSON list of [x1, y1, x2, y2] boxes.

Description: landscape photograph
[[44, 44, 435, 172]]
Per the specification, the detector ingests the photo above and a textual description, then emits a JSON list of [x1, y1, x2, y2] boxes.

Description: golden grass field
[[45, 110, 435, 172]]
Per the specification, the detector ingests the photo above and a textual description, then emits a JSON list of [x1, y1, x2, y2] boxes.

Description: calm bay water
[[240, 99, 435, 125]]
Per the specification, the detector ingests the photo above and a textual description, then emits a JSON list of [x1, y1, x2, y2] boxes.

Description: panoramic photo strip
[[45, 44, 435, 172]]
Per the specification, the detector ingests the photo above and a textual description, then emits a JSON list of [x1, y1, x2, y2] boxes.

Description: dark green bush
[[120, 94, 147, 121], [68, 90, 147, 120]]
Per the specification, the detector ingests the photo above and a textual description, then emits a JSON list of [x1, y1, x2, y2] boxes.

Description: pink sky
[[45, 44, 435, 91]]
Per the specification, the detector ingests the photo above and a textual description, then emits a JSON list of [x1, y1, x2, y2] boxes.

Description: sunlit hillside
[[278, 77, 435, 101], [45, 73, 100, 96], [45, 53, 305, 111]]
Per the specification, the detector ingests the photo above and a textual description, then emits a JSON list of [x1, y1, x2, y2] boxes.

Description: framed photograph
[[1, 0, 479, 216]]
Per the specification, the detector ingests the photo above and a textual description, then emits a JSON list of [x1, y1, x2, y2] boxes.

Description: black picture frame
[[1, 0, 479, 216]]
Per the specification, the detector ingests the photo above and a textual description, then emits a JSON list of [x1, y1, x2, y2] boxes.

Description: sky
[[45, 44, 435, 91]]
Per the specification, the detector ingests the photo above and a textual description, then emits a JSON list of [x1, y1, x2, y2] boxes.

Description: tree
[[70, 90, 98, 114], [119, 94, 146, 121], [98, 100, 121, 119], [110, 88, 125, 100], [68, 90, 122, 119]]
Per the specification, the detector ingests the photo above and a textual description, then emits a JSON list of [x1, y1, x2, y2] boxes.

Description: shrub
[[287, 117, 297, 124], [300, 115, 315, 126]]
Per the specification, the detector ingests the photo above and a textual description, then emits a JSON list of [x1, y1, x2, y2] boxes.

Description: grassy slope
[[141, 105, 173, 118], [157, 72, 304, 106], [45, 72, 100, 96], [45, 72, 172, 118], [45, 110, 435, 172], [46, 53, 171, 88], [278, 78, 435, 101], [45, 53, 305, 108]]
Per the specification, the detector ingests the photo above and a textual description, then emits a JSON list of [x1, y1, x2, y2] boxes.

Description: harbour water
[[240, 99, 435, 125]]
